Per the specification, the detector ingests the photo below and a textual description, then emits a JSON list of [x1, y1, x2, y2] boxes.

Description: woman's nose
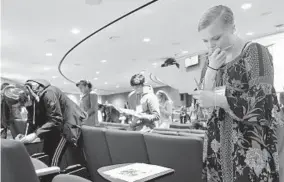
[[208, 40, 216, 49]]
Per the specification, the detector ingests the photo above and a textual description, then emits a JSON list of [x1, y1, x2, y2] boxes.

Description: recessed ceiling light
[[261, 11, 272, 16], [94, 77, 98, 80], [101, 60, 107, 63], [52, 76, 58, 79], [140, 71, 145, 74], [96, 71, 100, 74], [116, 85, 120, 88], [44, 39, 57, 43], [152, 62, 157, 66], [71, 28, 80, 34], [182, 50, 188, 54], [143, 38, 151, 42], [45, 53, 52, 56], [109, 36, 120, 40], [241, 3, 252, 10], [104, 82, 108, 85], [85, 0, 102, 5], [246, 32, 254, 36], [43, 67, 51, 71], [64, 81, 70, 84]]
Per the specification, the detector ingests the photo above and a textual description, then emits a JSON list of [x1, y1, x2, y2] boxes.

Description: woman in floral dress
[[193, 5, 280, 182]]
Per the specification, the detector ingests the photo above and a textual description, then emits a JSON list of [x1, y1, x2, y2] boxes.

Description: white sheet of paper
[[103, 163, 171, 182], [136, 105, 143, 113]]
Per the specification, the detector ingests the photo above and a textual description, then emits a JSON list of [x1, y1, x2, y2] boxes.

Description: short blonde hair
[[198, 5, 234, 32]]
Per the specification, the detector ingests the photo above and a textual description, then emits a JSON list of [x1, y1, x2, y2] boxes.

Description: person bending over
[[19, 79, 87, 168]]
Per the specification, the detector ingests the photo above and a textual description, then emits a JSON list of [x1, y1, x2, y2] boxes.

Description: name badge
[[214, 86, 226, 96]]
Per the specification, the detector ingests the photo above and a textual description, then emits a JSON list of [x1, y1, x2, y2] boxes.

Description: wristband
[[207, 65, 218, 71]]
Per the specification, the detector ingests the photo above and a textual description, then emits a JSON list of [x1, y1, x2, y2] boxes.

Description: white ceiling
[[1, 0, 284, 95]]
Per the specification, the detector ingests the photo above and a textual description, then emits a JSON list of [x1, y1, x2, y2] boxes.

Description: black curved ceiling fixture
[[58, 0, 160, 92], [149, 73, 166, 86]]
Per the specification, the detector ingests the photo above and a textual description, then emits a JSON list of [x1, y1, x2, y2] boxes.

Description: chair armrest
[[31, 157, 48, 170], [52, 174, 91, 182], [31, 152, 46, 158], [36, 166, 60, 177]]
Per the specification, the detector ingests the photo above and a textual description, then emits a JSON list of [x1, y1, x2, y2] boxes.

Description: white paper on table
[[120, 109, 143, 118], [103, 163, 171, 182], [136, 105, 143, 113]]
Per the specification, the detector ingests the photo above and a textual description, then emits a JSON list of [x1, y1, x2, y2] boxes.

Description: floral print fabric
[[202, 43, 280, 182]]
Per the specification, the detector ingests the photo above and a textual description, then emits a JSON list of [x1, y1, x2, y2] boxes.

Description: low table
[[98, 163, 174, 182]]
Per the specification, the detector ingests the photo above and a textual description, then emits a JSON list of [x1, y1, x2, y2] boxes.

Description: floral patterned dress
[[202, 42, 280, 182]]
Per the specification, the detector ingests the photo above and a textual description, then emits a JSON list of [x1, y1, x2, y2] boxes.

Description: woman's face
[[199, 18, 235, 52], [157, 94, 162, 102]]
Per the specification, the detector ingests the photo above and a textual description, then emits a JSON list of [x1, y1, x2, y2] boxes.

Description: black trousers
[[43, 130, 87, 169], [43, 130, 67, 167]]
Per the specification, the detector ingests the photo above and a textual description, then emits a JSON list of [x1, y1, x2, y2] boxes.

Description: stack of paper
[[103, 163, 172, 182]]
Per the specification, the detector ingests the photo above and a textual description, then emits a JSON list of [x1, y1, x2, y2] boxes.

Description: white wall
[[153, 33, 284, 94], [271, 40, 284, 92]]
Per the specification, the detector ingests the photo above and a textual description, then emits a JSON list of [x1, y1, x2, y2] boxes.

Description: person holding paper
[[126, 73, 160, 131], [193, 5, 280, 182], [20, 79, 87, 169]]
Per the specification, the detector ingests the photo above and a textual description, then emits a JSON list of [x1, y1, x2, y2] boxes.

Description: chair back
[[1, 139, 39, 182]]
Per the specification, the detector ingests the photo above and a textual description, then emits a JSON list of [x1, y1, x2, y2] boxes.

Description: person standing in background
[[1, 83, 11, 138], [189, 100, 198, 122], [180, 106, 188, 124], [126, 73, 160, 131], [156, 90, 173, 128], [76, 80, 98, 126]]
